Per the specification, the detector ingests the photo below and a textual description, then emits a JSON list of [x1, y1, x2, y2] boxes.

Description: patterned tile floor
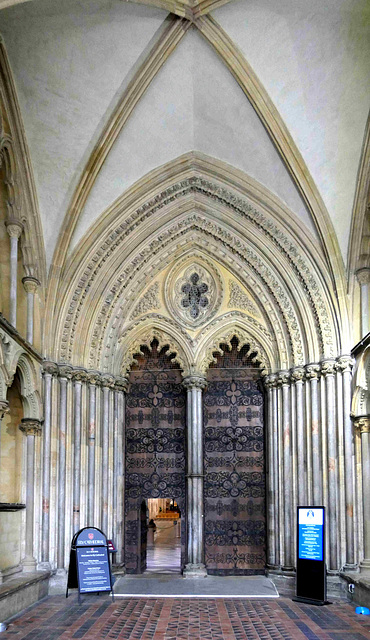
[[3, 595, 370, 639]]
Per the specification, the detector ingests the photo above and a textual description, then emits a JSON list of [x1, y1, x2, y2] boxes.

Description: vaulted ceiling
[[0, 0, 369, 280]]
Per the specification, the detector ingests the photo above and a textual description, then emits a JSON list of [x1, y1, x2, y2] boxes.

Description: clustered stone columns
[[183, 373, 207, 578], [41, 362, 58, 569], [19, 418, 42, 572], [5, 219, 23, 328], [42, 364, 128, 572], [22, 276, 40, 344], [264, 355, 355, 575], [356, 268, 370, 337], [354, 416, 370, 571]]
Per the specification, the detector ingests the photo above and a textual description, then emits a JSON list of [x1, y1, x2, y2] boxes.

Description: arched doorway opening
[[204, 337, 265, 575], [124, 340, 186, 574]]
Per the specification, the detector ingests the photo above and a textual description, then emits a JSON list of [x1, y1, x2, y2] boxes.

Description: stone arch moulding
[[117, 318, 193, 378], [12, 352, 42, 420], [194, 311, 274, 376], [48, 154, 341, 370]]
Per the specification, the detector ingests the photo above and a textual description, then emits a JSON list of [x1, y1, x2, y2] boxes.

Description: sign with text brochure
[[294, 506, 327, 606]]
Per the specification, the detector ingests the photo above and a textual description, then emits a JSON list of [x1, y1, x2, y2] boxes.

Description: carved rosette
[[165, 258, 223, 329], [19, 418, 42, 436]]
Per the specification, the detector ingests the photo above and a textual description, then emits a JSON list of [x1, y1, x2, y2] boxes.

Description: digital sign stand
[[293, 506, 330, 606]]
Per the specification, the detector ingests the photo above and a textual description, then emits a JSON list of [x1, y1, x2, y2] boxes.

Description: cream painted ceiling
[[0, 0, 369, 271]]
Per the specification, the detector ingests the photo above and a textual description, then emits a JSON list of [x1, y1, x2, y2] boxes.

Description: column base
[[112, 563, 126, 577], [342, 563, 358, 572], [38, 562, 51, 571], [22, 556, 37, 572], [360, 559, 370, 572], [183, 563, 207, 578], [49, 568, 68, 595]]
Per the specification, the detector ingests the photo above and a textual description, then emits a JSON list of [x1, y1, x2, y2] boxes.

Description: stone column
[[72, 369, 86, 533], [354, 416, 370, 571], [87, 371, 101, 524], [356, 269, 370, 337], [19, 418, 42, 571], [306, 364, 322, 505], [57, 366, 72, 568], [278, 371, 293, 570], [22, 276, 40, 344], [291, 368, 306, 506], [183, 374, 207, 578], [101, 375, 114, 535], [5, 219, 23, 328], [0, 400, 10, 466], [40, 362, 58, 569], [113, 376, 128, 567], [321, 359, 338, 571], [264, 374, 278, 569], [336, 356, 356, 569]]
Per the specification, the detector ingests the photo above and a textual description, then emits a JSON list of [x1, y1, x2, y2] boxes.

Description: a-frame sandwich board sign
[[66, 527, 114, 603]]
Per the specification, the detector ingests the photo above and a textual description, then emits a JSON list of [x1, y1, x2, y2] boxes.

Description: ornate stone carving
[[165, 257, 222, 329], [42, 361, 58, 376], [356, 268, 370, 285], [305, 364, 321, 380], [227, 281, 260, 317], [119, 328, 188, 378], [58, 174, 336, 368], [22, 276, 40, 295], [263, 373, 277, 389], [291, 367, 305, 383], [58, 365, 73, 380], [130, 282, 160, 320], [199, 327, 269, 377], [335, 356, 354, 374], [353, 416, 370, 433], [182, 374, 207, 390], [71, 368, 88, 383], [277, 371, 290, 386], [100, 374, 115, 389], [321, 359, 336, 377], [0, 400, 9, 420], [113, 376, 129, 393], [19, 417, 42, 436], [5, 219, 23, 239], [86, 370, 102, 386]]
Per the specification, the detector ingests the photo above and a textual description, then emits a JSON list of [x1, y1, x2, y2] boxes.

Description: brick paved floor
[[3, 596, 370, 639]]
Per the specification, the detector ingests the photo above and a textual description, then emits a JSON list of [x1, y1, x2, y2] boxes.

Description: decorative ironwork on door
[[204, 338, 266, 574], [125, 340, 186, 573]]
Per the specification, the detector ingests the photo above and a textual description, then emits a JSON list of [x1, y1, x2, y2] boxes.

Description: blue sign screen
[[298, 508, 324, 561]]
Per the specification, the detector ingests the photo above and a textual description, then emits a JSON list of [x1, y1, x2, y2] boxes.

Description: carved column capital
[[86, 370, 102, 386], [290, 367, 305, 383], [71, 368, 88, 383], [58, 365, 73, 380], [353, 416, 370, 434], [0, 400, 9, 420], [5, 219, 23, 239], [19, 418, 43, 436], [305, 363, 321, 380], [182, 374, 207, 390], [42, 361, 58, 376], [22, 276, 40, 295], [277, 370, 290, 386], [263, 373, 277, 389], [320, 359, 336, 377], [335, 355, 354, 374], [356, 268, 370, 285], [114, 376, 129, 393], [101, 374, 115, 389]]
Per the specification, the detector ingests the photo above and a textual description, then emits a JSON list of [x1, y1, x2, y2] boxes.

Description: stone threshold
[[340, 571, 370, 608], [0, 570, 51, 622]]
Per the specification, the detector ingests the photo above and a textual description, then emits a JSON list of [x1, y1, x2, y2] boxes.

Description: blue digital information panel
[[298, 507, 324, 561]]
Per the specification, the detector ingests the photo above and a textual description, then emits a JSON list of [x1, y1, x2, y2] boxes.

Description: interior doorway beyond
[[146, 498, 181, 574]]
